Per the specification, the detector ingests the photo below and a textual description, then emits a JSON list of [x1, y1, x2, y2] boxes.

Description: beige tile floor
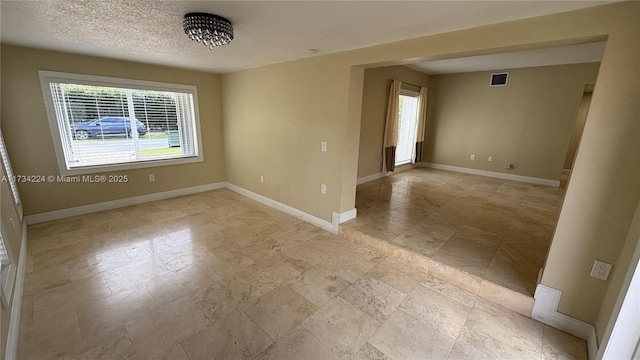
[[19, 188, 586, 359], [344, 168, 565, 296]]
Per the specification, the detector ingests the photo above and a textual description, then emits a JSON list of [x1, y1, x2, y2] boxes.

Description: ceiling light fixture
[[183, 12, 234, 50]]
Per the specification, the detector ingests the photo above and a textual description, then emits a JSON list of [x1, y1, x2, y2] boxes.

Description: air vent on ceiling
[[490, 72, 509, 87]]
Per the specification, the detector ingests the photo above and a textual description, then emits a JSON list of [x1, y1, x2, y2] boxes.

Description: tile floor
[[19, 188, 586, 359], [344, 168, 565, 296]]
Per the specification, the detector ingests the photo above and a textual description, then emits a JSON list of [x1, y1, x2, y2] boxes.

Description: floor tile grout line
[[178, 342, 193, 360], [445, 304, 475, 360], [299, 320, 345, 360], [121, 319, 141, 360], [239, 307, 277, 349]]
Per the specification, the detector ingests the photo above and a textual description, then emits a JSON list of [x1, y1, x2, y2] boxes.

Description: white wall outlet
[[260, 175, 264, 184], [504, 163, 512, 169], [148, 173, 155, 182], [321, 141, 327, 152], [590, 260, 613, 280], [9, 217, 15, 231], [320, 184, 327, 194], [470, 154, 475, 160], [488, 156, 493, 162]]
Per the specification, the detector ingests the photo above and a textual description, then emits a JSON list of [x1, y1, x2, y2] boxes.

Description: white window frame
[[0, 225, 16, 309], [0, 130, 20, 308], [395, 88, 420, 166], [39, 71, 204, 176], [0, 130, 22, 219]]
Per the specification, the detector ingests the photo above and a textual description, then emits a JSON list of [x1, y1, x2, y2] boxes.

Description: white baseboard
[[532, 284, 597, 358], [226, 183, 338, 235], [24, 180, 348, 236], [419, 162, 560, 187], [357, 163, 418, 185], [24, 182, 226, 224], [5, 222, 28, 360], [337, 208, 357, 223], [357, 172, 385, 185]]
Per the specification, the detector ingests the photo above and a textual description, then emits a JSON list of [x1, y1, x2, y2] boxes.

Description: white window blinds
[[0, 233, 8, 266], [395, 94, 419, 165]]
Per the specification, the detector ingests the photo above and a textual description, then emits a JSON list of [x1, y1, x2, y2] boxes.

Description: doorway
[[395, 90, 420, 166], [351, 46, 603, 298]]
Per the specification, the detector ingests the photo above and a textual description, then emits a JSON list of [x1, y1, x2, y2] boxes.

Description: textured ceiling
[[0, 1, 614, 74]]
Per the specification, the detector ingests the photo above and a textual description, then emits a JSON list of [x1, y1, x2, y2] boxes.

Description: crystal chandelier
[[183, 12, 234, 50]]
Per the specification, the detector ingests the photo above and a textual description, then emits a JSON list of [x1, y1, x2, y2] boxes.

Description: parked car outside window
[[71, 117, 147, 140]]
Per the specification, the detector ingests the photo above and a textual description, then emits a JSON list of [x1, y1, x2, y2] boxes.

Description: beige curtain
[[414, 87, 428, 163], [382, 80, 402, 172]]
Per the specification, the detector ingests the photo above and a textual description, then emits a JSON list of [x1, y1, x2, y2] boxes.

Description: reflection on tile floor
[[20, 188, 585, 359], [344, 168, 565, 296]]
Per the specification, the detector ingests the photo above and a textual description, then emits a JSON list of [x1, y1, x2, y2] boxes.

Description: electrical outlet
[[148, 173, 155, 182], [504, 163, 512, 169], [320, 184, 327, 194], [260, 175, 264, 184], [470, 154, 475, 160], [590, 260, 612, 280], [321, 141, 327, 152], [488, 156, 493, 162]]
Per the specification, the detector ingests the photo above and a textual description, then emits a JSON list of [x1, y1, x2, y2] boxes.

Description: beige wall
[[221, 56, 355, 221], [358, 66, 429, 178], [563, 90, 592, 169], [425, 63, 599, 180], [0, 45, 226, 215], [340, 66, 365, 212]]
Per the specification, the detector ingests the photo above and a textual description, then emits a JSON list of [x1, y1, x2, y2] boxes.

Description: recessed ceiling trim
[[406, 42, 605, 75]]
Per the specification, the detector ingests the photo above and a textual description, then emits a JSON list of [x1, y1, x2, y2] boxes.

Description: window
[[0, 233, 9, 266], [395, 90, 420, 166], [0, 131, 19, 308], [0, 189, 15, 309], [0, 227, 16, 308], [0, 130, 21, 218], [39, 71, 202, 175]]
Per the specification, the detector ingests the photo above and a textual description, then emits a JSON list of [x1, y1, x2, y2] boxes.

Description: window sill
[[59, 155, 203, 176]]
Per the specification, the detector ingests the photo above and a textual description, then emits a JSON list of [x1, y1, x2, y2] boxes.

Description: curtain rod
[[388, 79, 423, 88]]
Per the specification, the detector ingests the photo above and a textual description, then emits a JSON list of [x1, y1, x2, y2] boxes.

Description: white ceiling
[[407, 42, 606, 75], [0, 1, 614, 74]]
